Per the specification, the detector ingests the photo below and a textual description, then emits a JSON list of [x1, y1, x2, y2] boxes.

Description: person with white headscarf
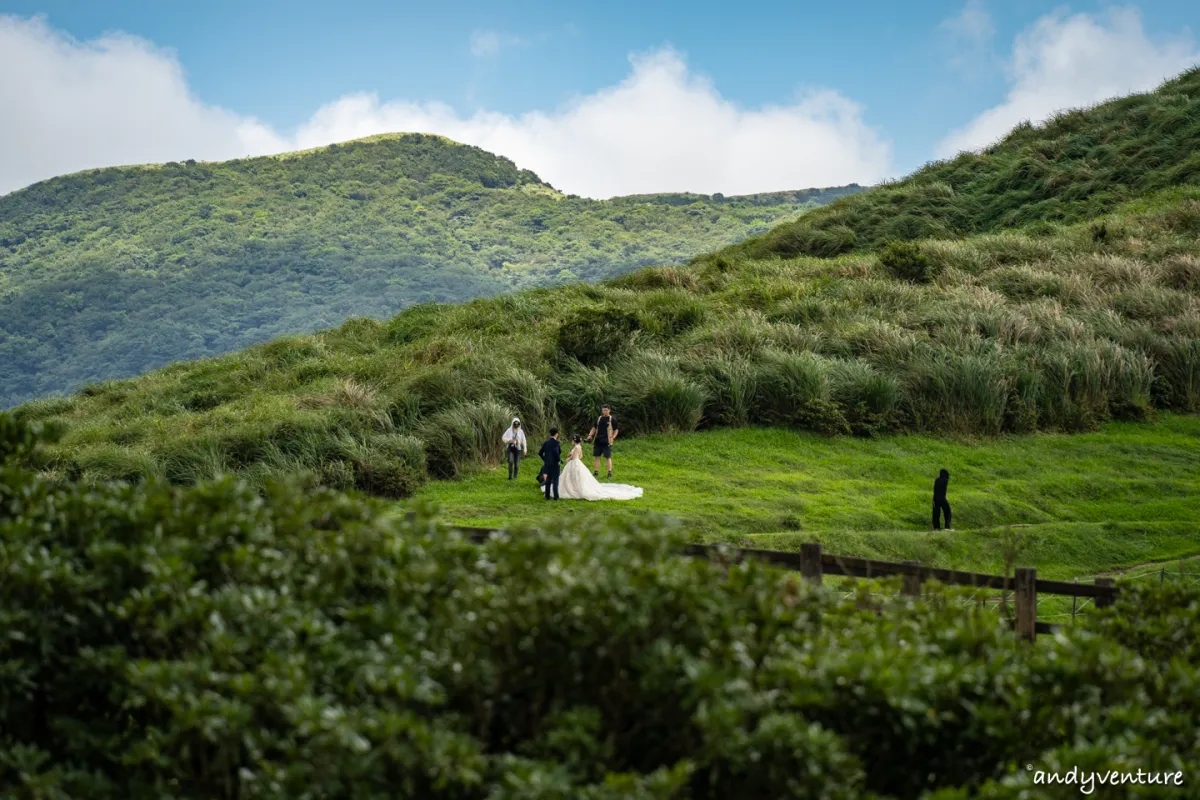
[[502, 418, 527, 480]]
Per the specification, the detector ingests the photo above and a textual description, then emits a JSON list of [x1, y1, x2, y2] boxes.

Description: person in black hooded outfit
[[932, 469, 952, 531]]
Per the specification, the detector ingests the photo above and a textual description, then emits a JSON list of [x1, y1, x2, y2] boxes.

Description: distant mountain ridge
[[0, 133, 861, 407]]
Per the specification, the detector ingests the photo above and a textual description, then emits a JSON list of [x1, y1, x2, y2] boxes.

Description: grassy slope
[[412, 415, 1200, 580], [0, 133, 857, 408], [715, 66, 1200, 263]]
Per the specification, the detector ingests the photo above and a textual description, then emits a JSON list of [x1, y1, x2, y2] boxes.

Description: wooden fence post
[[1014, 567, 1037, 642], [800, 543, 823, 586], [902, 560, 921, 597], [1096, 577, 1115, 608]]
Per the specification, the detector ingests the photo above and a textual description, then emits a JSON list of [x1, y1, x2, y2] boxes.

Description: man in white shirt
[[502, 418, 528, 480]]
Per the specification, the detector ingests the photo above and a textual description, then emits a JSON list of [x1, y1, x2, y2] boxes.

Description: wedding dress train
[[554, 445, 643, 501]]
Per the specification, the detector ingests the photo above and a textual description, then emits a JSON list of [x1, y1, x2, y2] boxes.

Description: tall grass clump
[[333, 431, 428, 497], [607, 352, 708, 434], [418, 399, 513, 478], [483, 366, 556, 433], [638, 289, 709, 338], [555, 305, 642, 367], [553, 361, 611, 434], [751, 350, 849, 435], [879, 240, 940, 284], [828, 359, 905, 436], [1032, 341, 1156, 429], [903, 351, 1014, 434], [692, 357, 759, 427]]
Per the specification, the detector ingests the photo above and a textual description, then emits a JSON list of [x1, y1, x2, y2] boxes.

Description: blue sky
[[1, 1, 1199, 197]]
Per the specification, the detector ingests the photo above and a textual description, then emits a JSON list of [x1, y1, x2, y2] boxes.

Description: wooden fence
[[442, 523, 1120, 643]]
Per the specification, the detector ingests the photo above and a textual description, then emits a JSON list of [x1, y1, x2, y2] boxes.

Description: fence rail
[[443, 523, 1120, 643]]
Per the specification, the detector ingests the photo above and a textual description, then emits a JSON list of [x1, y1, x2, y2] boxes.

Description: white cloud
[[936, 6, 1200, 158], [939, 0, 996, 76], [940, 0, 994, 48], [0, 15, 891, 199], [0, 15, 285, 195], [469, 29, 524, 58], [287, 49, 893, 197]]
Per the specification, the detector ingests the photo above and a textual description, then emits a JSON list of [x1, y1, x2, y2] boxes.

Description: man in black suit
[[538, 428, 562, 500], [932, 469, 952, 531]]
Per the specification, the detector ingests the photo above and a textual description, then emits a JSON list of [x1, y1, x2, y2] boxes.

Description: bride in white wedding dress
[[557, 435, 643, 501]]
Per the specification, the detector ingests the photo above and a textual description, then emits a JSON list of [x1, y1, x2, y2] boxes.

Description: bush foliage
[[1, 416, 1196, 798], [879, 241, 938, 284]]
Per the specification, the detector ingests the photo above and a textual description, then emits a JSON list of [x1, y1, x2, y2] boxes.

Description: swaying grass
[[412, 414, 1200, 581]]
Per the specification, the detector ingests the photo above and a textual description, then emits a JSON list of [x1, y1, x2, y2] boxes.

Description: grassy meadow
[[412, 415, 1200, 581]]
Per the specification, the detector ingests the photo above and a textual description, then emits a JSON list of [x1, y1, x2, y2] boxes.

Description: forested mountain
[[0, 133, 860, 407], [14, 70, 1200, 498]]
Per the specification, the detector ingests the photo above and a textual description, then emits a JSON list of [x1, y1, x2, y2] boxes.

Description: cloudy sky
[[1, 0, 1198, 198]]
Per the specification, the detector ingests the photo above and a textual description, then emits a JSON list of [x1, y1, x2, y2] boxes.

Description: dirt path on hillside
[[1097, 554, 1200, 578]]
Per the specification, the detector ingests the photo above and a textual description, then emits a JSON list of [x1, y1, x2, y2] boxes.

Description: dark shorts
[[593, 441, 612, 458]]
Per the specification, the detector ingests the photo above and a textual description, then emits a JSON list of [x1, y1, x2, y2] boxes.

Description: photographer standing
[[587, 404, 619, 479], [502, 418, 527, 480]]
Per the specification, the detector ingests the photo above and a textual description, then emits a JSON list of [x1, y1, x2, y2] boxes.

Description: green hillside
[[718, 65, 1200, 261], [0, 133, 858, 408], [12, 71, 1200, 505]]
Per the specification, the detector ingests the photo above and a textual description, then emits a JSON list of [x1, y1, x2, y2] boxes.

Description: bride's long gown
[[555, 444, 643, 501]]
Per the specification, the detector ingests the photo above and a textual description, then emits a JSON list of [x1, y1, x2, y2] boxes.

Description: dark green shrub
[[1090, 580, 1200, 666], [555, 306, 642, 367], [609, 353, 708, 434], [829, 359, 905, 436], [879, 240, 938, 284], [751, 350, 850, 434], [639, 292, 708, 338], [0, 413, 61, 464], [759, 221, 858, 258]]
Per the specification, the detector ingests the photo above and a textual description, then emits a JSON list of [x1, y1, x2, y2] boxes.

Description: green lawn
[[410, 414, 1200, 581]]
